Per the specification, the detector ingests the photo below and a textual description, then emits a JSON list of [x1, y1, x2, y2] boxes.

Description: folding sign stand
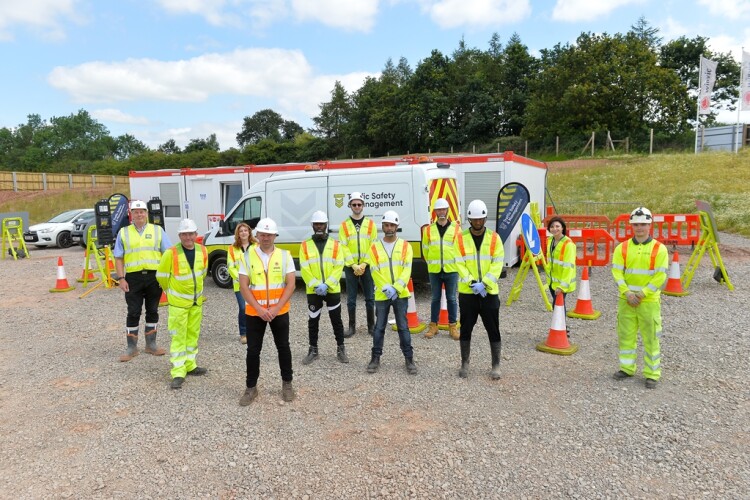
[[506, 212, 553, 312], [1, 217, 30, 260], [682, 209, 734, 292]]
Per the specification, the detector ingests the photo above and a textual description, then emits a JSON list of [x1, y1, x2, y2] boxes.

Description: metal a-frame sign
[[506, 205, 553, 311], [682, 200, 734, 292]]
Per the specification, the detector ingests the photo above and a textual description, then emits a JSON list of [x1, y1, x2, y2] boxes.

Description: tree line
[[0, 18, 741, 175]]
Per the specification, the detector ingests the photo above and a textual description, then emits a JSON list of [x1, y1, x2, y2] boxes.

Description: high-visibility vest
[[156, 244, 208, 308], [612, 238, 668, 302], [456, 228, 505, 295], [299, 238, 344, 294], [367, 239, 412, 301], [339, 217, 377, 265], [244, 248, 292, 316], [422, 221, 460, 273], [122, 224, 163, 273], [228, 244, 252, 292], [544, 235, 577, 294]]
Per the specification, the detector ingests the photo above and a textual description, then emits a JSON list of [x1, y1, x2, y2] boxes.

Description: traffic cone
[[567, 267, 601, 320], [537, 292, 578, 355], [159, 291, 168, 307], [49, 257, 75, 293], [663, 251, 689, 297], [392, 278, 426, 334], [437, 284, 450, 330], [76, 249, 99, 283]]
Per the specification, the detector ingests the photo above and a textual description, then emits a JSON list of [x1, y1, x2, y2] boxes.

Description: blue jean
[[235, 290, 246, 336], [429, 271, 458, 323], [344, 266, 375, 311], [371, 298, 413, 358]]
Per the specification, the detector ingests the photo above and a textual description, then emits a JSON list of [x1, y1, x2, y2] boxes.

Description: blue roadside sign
[[495, 182, 530, 243], [521, 213, 541, 256], [109, 193, 130, 241]]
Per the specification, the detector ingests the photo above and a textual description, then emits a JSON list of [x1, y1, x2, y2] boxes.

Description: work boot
[[490, 341, 502, 380], [302, 346, 319, 365], [424, 322, 439, 339], [613, 370, 632, 380], [366, 355, 380, 374], [405, 357, 418, 375], [119, 333, 139, 362], [344, 308, 356, 338], [187, 367, 208, 376], [336, 345, 349, 364], [170, 377, 184, 390], [366, 306, 375, 336], [282, 381, 295, 402], [144, 329, 166, 356], [239, 386, 258, 406], [448, 323, 460, 341], [645, 378, 658, 389], [459, 341, 471, 378]]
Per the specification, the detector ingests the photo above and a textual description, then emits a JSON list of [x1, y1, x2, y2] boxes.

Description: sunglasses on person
[[350, 203, 363, 207]]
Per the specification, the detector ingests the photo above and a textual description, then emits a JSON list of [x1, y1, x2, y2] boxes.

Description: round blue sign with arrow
[[521, 213, 541, 256]]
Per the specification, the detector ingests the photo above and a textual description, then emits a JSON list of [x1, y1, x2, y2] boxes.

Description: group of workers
[[113, 195, 668, 405]]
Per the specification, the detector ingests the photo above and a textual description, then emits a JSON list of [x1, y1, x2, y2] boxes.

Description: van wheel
[[211, 257, 232, 289]]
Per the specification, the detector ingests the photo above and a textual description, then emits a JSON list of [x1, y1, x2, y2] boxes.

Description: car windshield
[[75, 212, 96, 224], [48, 209, 86, 223]]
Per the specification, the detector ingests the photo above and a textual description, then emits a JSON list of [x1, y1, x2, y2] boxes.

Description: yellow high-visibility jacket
[[299, 238, 345, 294], [366, 238, 412, 301], [122, 224, 164, 273], [227, 244, 252, 292], [611, 238, 668, 302], [243, 248, 292, 316], [421, 220, 460, 273], [456, 229, 504, 295], [544, 235, 577, 294], [156, 244, 208, 308], [339, 217, 377, 265]]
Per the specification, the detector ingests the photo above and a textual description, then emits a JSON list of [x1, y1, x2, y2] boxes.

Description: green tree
[[184, 133, 220, 153], [113, 134, 149, 160], [313, 81, 352, 156], [158, 139, 181, 154], [43, 109, 112, 162], [237, 109, 283, 147]]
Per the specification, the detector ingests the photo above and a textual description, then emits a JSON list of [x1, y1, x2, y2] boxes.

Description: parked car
[[71, 211, 98, 248], [24, 208, 94, 249]]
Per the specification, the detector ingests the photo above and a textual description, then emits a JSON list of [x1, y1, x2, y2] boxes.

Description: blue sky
[[1, 0, 749, 151]]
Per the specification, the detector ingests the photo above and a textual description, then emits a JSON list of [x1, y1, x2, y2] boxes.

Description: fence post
[[497, 142, 500, 153], [524, 141, 528, 156], [625, 137, 629, 154], [472, 144, 476, 153], [649, 129, 653, 155], [92, 175, 96, 188], [12, 172, 18, 192], [42, 173, 47, 191], [68, 174, 73, 189], [591, 131, 595, 157], [556, 136, 559, 156]]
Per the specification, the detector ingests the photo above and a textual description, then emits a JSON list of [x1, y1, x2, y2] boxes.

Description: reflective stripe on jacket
[[456, 229, 504, 295], [156, 244, 207, 308], [123, 224, 163, 272], [244, 248, 292, 316], [338, 217, 377, 265], [421, 221, 460, 273], [367, 239, 412, 301], [300, 238, 344, 294], [228, 244, 252, 292], [544, 236, 577, 294], [611, 238, 668, 301]]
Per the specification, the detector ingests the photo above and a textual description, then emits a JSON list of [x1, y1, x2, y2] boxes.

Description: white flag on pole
[[741, 51, 750, 111], [698, 56, 718, 115]]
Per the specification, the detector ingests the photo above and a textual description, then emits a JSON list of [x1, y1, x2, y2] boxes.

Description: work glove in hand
[[471, 282, 487, 297], [315, 283, 328, 296], [383, 285, 398, 300]]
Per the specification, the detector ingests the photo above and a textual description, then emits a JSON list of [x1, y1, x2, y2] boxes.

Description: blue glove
[[315, 283, 328, 296], [383, 285, 398, 300], [470, 282, 487, 297]]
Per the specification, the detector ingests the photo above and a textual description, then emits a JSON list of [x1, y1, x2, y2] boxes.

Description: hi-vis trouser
[[616, 298, 662, 380], [168, 304, 203, 378]]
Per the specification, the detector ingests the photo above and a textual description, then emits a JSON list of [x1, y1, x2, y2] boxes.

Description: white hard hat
[[349, 192, 364, 205], [382, 210, 400, 225], [130, 200, 148, 211], [630, 206, 653, 224], [310, 210, 328, 224], [255, 217, 279, 235], [467, 200, 488, 219], [433, 198, 449, 210], [177, 219, 198, 234]]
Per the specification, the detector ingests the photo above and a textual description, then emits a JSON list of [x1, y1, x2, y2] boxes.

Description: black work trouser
[[307, 292, 345, 347], [245, 313, 293, 388], [458, 293, 501, 343], [124, 270, 162, 328]]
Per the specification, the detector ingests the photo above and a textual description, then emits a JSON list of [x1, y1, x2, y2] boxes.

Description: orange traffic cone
[[159, 291, 168, 307], [50, 256, 75, 293], [392, 279, 426, 334], [537, 292, 578, 355], [662, 251, 689, 297], [76, 249, 99, 283], [567, 267, 601, 320], [437, 284, 450, 330]]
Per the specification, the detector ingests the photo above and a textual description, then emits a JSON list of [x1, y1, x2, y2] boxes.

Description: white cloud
[[418, 0, 530, 29], [551, 0, 644, 23], [91, 108, 150, 125], [0, 0, 81, 41], [658, 17, 688, 41], [157, 0, 243, 27], [696, 0, 750, 19], [291, 0, 379, 32]]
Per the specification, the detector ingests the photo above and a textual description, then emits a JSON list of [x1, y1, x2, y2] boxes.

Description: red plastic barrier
[[613, 213, 700, 247], [543, 214, 611, 231], [567, 228, 615, 267]]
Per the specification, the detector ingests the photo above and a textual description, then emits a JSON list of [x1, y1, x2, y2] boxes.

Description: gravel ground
[[1, 234, 749, 499]]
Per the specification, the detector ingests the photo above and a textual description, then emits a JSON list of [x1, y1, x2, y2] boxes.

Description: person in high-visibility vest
[[611, 207, 668, 389], [238, 218, 296, 405], [227, 222, 257, 345], [455, 200, 505, 380], [156, 219, 208, 390], [299, 211, 349, 365], [544, 216, 577, 336], [364, 210, 417, 375], [113, 199, 172, 363], [338, 191, 378, 338], [422, 197, 460, 340]]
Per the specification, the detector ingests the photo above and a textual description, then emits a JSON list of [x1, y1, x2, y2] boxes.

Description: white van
[[203, 162, 459, 287]]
